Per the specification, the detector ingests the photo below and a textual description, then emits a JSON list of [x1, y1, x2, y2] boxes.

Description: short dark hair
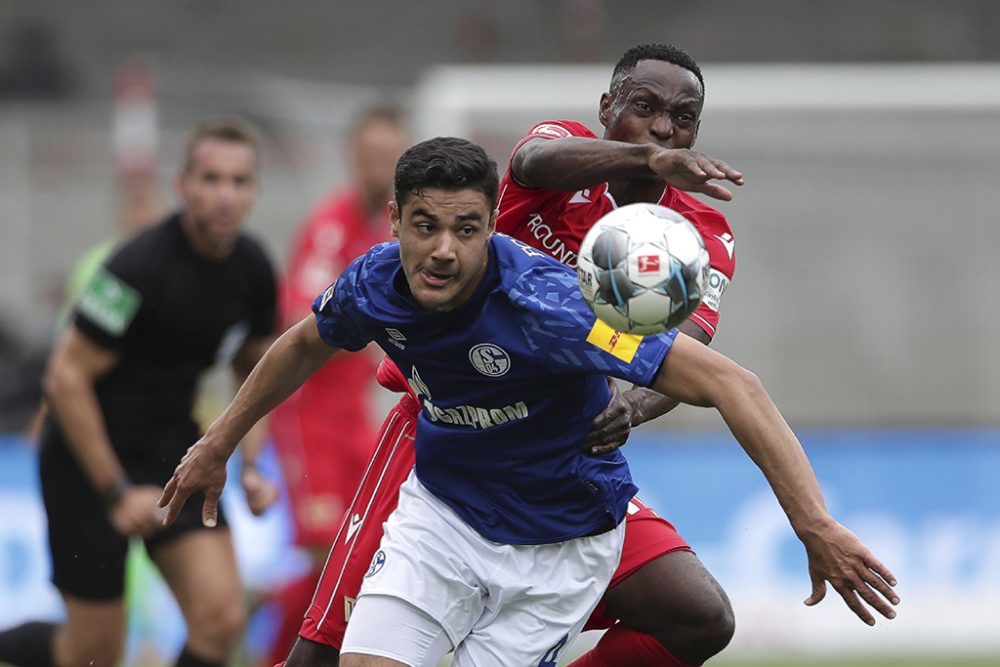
[[394, 137, 499, 210], [610, 43, 704, 94], [183, 117, 261, 173]]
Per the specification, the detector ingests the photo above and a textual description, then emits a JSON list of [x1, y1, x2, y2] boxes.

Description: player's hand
[[240, 462, 280, 516], [648, 148, 744, 201], [158, 438, 229, 528], [800, 519, 899, 625], [585, 379, 633, 455], [109, 485, 167, 538]]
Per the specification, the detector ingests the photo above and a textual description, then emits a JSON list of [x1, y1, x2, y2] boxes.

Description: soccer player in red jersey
[[263, 106, 408, 666], [277, 45, 893, 667]]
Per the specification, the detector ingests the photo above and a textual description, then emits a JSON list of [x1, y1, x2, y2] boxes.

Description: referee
[[0, 118, 279, 667]]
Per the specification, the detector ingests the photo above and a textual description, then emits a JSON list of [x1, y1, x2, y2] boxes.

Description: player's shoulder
[[492, 233, 574, 294], [661, 187, 732, 236], [493, 233, 561, 268], [524, 119, 597, 141], [346, 240, 400, 284], [508, 120, 599, 165], [104, 213, 180, 279], [660, 188, 736, 274]]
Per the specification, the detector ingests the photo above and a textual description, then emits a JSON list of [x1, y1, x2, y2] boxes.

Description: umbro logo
[[568, 189, 591, 204], [385, 328, 406, 350]]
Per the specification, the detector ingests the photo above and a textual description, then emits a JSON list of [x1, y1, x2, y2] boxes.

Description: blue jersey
[[314, 233, 677, 544]]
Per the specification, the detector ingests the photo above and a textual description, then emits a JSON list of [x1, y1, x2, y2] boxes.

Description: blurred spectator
[[262, 104, 409, 667], [0, 19, 74, 99]]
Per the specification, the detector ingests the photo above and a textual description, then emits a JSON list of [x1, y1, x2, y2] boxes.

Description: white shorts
[[340, 469, 625, 667]]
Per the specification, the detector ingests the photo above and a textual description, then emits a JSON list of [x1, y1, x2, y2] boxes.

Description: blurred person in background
[[0, 117, 280, 667], [262, 104, 409, 667]]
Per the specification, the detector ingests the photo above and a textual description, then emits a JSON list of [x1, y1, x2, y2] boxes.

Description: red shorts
[[299, 395, 691, 648]]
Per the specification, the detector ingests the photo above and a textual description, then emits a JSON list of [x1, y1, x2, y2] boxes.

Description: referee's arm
[[43, 326, 127, 500]]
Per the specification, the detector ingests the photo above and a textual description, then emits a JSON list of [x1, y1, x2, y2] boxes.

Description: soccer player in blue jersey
[[161, 137, 898, 667]]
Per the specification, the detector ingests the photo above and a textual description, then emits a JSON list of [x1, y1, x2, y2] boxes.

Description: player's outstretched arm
[[159, 316, 337, 527], [512, 136, 743, 200], [231, 335, 281, 516], [651, 334, 900, 625]]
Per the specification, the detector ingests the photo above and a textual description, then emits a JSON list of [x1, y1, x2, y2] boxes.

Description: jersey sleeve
[[311, 254, 373, 352], [71, 244, 148, 350], [509, 264, 676, 387], [508, 119, 598, 161], [687, 222, 735, 338]]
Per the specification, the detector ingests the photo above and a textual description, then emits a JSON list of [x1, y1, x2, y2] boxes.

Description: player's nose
[[431, 233, 459, 260], [649, 113, 673, 141]]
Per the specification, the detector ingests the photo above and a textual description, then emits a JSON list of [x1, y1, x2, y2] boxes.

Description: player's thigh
[[603, 548, 731, 632], [599, 499, 731, 630], [301, 405, 417, 649], [454, 520, 626, 667], [340, 594, 451, 667], [149, 528, 244, 630]]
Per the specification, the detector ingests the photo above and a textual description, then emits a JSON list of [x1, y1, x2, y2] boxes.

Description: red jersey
[[272, 186, 390, 546], [496, 120, 736, 337], [279, 186, 390, 406]]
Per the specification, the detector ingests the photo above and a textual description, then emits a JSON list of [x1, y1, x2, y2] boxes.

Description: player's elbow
[[704, 359, 763, 409], [42, 356, 88, 409], [719, 363, 766, 409]]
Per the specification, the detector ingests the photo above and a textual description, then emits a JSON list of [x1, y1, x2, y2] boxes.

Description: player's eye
[[634, 101, 652, 113]]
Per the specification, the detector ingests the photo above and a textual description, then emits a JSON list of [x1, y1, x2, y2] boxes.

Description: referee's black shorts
[[38, 422, 229, 601]]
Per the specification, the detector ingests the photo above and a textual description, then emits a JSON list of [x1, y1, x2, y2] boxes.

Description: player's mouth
[[419, 268, 454, 288]]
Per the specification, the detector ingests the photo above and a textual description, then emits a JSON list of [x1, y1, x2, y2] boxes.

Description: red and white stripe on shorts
[[298, 392, 419, 648]]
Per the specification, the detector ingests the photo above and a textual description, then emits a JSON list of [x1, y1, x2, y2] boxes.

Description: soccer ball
[[577, 203, 710, 335]]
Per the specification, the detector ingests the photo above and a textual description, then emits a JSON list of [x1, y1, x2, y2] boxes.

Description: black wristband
[[100, 476, 131, 509]]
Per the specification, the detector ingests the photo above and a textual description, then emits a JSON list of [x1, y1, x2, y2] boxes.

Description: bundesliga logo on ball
[[577, 203, 710, 335]]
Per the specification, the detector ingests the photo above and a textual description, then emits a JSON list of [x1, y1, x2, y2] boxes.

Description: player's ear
[[598, 92, 613, 129], [389, 200, 401, 239], [488, 208, 498, 236]]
